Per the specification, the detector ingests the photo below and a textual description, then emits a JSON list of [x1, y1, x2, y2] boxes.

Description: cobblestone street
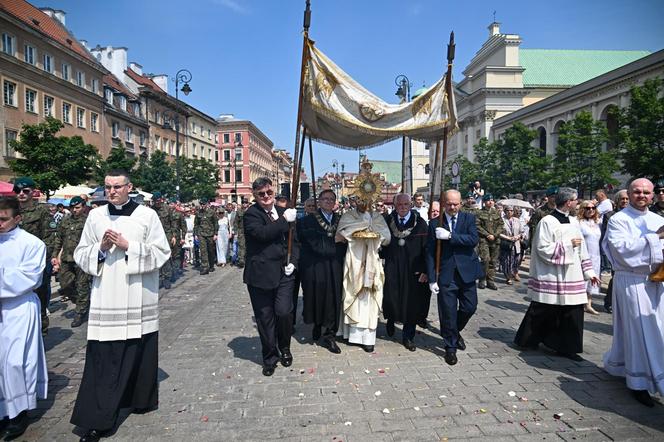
[[21, 265, 664, 441]]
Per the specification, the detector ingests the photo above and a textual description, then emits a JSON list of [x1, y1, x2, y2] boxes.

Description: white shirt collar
[[113, 199, 131, 210], [397, 211, 411, 224], [321, 209, 333, 221]]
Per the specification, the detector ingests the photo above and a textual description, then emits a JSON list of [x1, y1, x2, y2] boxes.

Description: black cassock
[[380, 210, 429, 324], [298, 210, 347, 332]]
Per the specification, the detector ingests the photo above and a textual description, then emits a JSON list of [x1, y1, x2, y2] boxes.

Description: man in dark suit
[[243, 177, 299, 376], [427, 189, 482, 366]]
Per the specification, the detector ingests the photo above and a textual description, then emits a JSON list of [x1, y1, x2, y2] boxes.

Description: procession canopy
[[301, 38, 457, 150]]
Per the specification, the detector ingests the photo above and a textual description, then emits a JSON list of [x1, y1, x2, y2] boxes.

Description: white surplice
[[602, 205, 664, 395], [336, 209, 390, 345], [74, 204, 171, 342], [0, 227, 48, 419]]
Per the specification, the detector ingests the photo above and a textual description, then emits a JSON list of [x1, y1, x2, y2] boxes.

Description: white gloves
[[429, 282, 439, 295], [284, 263, 295, 276], [435, 227, 451, 240], [283, 208, 297, 222]]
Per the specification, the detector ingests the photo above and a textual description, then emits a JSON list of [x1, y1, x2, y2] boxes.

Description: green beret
[[152, 191, 162, 199], [485, 193, 494, 201], [465, 191, 475, 199], [70, 196, 85, 206], [200, 197, 208, 204], [13, 177, 36, 192], [654, 179, 664, 191], [546, 186, 559, 196]]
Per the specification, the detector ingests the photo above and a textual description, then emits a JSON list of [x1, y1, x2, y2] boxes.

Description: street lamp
[[395, 74, 413, 194], [227, 141, 243, 202], [163, 69, 192, 201]]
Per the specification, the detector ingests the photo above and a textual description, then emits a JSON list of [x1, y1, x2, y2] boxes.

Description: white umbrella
[[135, 189, 153, 201], [52, 184, 95, 199], [498, 198, 533, 210]]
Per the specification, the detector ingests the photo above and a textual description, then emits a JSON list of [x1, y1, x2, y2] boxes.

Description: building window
[[234, 133, 242, 143], [192, 143, 197, 156], [223, 133, 230, 144], [112, 121, 119, 138], [192, 122, 197, 134], [42, 53, 53, 73], [155, 135, 160, 150], [119, 96, 126, 111], [223, 149, 230, 161], [43, 95, 54, 117], [224, 170, 231, 183], [62, 102, 72, 123], [235, 150, 242, 161], [25, 89, 37, 113], [215, 150, 219, 162], [91, 78, 99, 93], [76, 108, 85, 128], [139, 131, 146, 147], [155, 111, 160, 124], [209, 148, 213, 161], [4, 129, 17, 157], [125, 127, 133, 143], [2, 33, 16, 56], [76, 71, 85, 87], [24, 44, 36, 65], [104, 88, 113, 104], [3, 80, 17, 106], [132, 102, 140, 115], [62, 63, 70, 81], [235, 169, 243, 183], [215, 134, 219, 144], [91, 112, 99, 132]]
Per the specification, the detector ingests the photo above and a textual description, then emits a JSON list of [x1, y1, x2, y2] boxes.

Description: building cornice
[[217, 120, 274, 148], [104, 105, 149, 128], [463, 33, 522, 78]]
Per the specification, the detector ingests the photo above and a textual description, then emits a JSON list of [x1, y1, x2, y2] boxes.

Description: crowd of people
[[1, 170, 663, 440]]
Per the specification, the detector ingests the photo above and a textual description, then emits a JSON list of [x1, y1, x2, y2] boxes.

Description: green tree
[[9, 117, 99, 198], [554, 111, 618, 198], [612, 78, 664, 180], [179, 157, 220, 202], [94, 145, 137, 182], [137, 150, 176, 196]]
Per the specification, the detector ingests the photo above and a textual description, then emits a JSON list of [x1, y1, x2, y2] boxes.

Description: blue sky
[[39, 0, 664, 178]]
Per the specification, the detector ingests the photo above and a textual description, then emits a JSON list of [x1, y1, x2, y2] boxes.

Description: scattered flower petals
[[308, 367, 315, 374], [382, 408, 390, 414], [413, 406, 421, 411], [519, 396, 528, 402], [298, 393, 305, 397], [508, 391, 516, 397], [200, 415, 209, 422], [374, 391, 382, 396], [300, 369, 305, 374], [338, 371, 344, 375], [378, 369, 385, 374], [344, 421, 352, 426], [479, 408, 487, 413], [364, 369, 370, 374]]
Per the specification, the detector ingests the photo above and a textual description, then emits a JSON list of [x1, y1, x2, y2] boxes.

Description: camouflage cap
[[13, 177, 36, 192]]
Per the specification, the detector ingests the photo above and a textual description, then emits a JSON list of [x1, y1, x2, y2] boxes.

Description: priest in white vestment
[[602, 178, 664, 407], [0, 196, 48, 439], [70, 170, 170, 441], [337, 198, 390, 353]]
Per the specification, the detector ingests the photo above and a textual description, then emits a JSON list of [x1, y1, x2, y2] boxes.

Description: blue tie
[[450, 215, 456, 232]]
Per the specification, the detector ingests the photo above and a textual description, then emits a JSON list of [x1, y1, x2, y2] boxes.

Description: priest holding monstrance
[[336, 161, 390, 353]]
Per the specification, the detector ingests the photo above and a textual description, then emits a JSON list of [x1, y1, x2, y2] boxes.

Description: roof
[[0, 0, 94, 62], [411, 86, 428, 99], [103, 73, 137, 100], [520, 49, 650, 87], [370, 160, 402, 184], [125, 67, 165, 93]]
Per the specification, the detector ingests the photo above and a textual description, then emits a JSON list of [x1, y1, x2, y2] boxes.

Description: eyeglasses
[[256, 190, 274, 198], [584, 207, 596, 210], [104, 184, 128, 191], [656, 189, 664, 194], [319, 197, 335, 202]]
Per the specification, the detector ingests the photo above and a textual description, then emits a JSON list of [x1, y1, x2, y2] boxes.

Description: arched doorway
[[537, 127, 547, 157], [599, 104, 619, 151], [551, 120, 566, 156]]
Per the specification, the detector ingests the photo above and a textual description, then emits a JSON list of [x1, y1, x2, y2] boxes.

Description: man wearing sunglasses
[[13, 177, 53, 335], [243, 177, 299, 376], [650, 179, 664, 218]]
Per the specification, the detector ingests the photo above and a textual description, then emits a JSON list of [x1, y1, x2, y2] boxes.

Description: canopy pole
[[308, 136, 317, 204], [435, 31, 456, 279], [288, 127, 307, 263], [287, 0, 312, 264], [429, 139, 441, 217], [401, 136, 407, 192]]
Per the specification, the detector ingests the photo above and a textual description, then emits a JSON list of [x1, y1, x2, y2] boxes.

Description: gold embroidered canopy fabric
[[301, 38, 457, 150]]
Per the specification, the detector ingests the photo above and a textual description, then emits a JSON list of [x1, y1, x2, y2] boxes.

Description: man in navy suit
[[427, 189, 482, 365], [243, 177, 299, 376]]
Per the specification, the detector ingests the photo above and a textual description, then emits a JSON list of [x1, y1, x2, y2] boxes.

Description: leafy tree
[[612, 78, 664, 180], [9, 117, 99, 198], [136, 150, 176, 196], [94, 144, 137, 182], [179, 157, 220, 202], [554, 111, 618, 198]]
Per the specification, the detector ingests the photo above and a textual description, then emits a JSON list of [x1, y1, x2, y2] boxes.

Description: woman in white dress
[[216, 210, 230, 267], [577, 200, 601, 315]]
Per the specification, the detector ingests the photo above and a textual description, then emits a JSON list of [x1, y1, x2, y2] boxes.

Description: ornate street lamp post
[[172, 69, 192, 201], [395, 74, 413, 194], [227, 141, 243, 202]]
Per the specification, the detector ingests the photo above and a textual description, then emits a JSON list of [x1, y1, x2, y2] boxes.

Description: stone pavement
[[19, 264, 664, 441]]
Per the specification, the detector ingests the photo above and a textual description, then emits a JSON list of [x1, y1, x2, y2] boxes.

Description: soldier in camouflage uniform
[[461, 191, 479, 215], [194, 198, 217, 275], [650, 179, 664, 217], [14, 177, 53, 334], [233, 198, 250, 268], [153, 192, 176, 289], [51, 196, 91, 327], [171, 202, 187, 277], [528, 186, 558, 247], [476, 194, 504, 290]]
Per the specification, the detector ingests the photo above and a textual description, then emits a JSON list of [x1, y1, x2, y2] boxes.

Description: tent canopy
[[52, 184, 95, 199], [0, 181, 15, 196]]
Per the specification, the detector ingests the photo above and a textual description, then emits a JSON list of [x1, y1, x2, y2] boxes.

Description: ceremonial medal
[[398, 238, 405, 246], [328, 232, 333, 237]]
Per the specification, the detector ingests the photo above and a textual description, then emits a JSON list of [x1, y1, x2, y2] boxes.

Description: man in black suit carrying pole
[[243, 177, 299, 376], [427, 189, 482, 366]]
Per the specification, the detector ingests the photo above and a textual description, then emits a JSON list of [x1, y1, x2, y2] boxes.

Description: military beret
[[200, 197, 208, 204], [654, 179, 664, 191], [69, 196, 85, 206], [152, 191, 162, 199], [485, 193, 494, 201], [13, 177, 36, 192], [465, 191, 475, 199], [546, 186, 559, 196]]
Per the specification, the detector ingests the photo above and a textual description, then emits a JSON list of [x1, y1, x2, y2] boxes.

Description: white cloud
[[213, 0, 250, 14]]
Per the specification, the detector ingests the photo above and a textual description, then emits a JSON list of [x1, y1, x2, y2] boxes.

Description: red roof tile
[[103, 73, 137, 100], [125, 68, 166, 94], [0, 0, 95, 63]]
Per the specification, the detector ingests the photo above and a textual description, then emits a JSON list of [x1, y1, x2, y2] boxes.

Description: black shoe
[[604, 305, 613, 314], [209, 267, 215, 272], [71, 313, 87, 328], [386, 320, 395, 337], [478, 280, 486, 289], [457, 335, 466, 351], [79, 429, 105, 442], [3, 411, 28, 441], [312, 325, 321, 342], [486, 282, 498, 290], [322, 337, 341, 354], [200, 269, 209, 275], [417, 319, 428, 329], [362, 345, 374, 353], [444, 350, 458, 365], [631, 389, 655, 407], [556, 351, 583, 362], [403, 339, 416, 352], [280, 349, 293, 367], [0, 417, 8, 434], [262, 365, 276, 377]]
